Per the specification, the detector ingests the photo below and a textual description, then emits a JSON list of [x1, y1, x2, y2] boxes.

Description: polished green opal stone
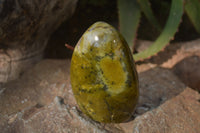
[[70, 21, 139, 123]]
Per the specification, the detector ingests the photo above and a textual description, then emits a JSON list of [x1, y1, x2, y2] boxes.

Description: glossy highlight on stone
[[70, 21, 139, 123]]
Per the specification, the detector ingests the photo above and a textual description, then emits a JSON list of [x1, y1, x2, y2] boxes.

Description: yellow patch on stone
[[100, 56, 126, 94]]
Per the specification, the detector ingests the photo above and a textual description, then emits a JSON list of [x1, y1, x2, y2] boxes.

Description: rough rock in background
[[136, 39, 200, 92], [172, 56, 200, 91], [135, 39, 200, 67], [0, 0, 77, 83], [135, 64, 185, 115]]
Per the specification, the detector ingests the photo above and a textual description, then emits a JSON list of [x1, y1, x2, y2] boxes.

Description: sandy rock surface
[[0, 59, 197, 133], [0, 39, 200, 132], [131, 88, 200, 133]]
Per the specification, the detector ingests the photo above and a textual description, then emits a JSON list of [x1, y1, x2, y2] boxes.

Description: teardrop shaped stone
[[70, 21, 139, 123]]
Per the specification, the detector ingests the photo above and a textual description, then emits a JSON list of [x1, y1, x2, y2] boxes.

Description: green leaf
[[118, 0, 141, 49], [138, 0, 161, 31], [133, 0, 184, 61], [185, 0, 200, 34]]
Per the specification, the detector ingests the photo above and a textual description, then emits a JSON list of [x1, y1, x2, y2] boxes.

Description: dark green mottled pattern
[[70, 22, 139, 123]]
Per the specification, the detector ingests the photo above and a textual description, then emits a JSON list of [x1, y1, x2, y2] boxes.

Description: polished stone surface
[[70, 22, 139, 123]]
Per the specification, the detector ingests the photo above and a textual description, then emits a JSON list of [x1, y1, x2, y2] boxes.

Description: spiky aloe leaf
[[118, 0, 141, 50], [185, 0, 200, 34], [133, 0, 184, 61], [138, 0, 161, 31]]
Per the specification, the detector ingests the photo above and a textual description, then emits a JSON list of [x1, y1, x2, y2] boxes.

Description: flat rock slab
[[0, 60, 73, 115], [0, 97, 122, 133], [0, 59, 199, 133], [131, 88, 200, 133]]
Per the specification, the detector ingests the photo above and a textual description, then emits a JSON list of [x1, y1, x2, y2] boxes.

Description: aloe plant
[[185, 0, 200, 34], [118, 0, 141, 52], [118, 0, 200, 61], [67, 0, 200, 61]]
